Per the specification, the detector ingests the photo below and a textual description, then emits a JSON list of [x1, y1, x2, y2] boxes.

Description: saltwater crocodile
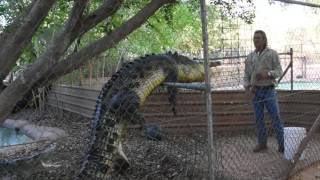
[[79, 52, 212, 179]]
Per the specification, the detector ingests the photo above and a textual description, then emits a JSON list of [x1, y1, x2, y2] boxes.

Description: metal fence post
[[290, 48, 293, 92], [200, 0, 215, 179], [283, 113, 320, 179]]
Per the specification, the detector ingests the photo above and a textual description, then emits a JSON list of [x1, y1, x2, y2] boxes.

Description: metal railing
[[166, 49, 294, 91]]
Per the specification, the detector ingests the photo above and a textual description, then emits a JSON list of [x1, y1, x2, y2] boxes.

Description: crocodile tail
[[79, 90, 140, 179], [85, 59, 140, 151], [79, 53, 207, 178]]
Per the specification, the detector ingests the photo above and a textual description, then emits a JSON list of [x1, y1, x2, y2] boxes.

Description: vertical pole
[[304, 57, 306, 78], [89, 61, 93, 88], [290, 48, 293, 92], [283, 114, 320, 179], [79, 68, 83, 86], [200, 0, 215, 179]]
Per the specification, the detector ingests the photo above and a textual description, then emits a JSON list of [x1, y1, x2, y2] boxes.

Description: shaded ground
[[0, 107, 210, 180], [0, 107, 320, 180], [0, 107, 90, 179]]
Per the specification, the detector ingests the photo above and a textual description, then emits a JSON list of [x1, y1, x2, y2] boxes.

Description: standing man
[[244, 30, 284, 153]]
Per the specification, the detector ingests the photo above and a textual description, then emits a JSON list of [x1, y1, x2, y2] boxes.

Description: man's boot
[[253, 143, 267, 153]]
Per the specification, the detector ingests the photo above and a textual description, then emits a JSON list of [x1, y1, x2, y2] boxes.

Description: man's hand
[[245, 86, 254, 102], [256, 70, 270, 80]]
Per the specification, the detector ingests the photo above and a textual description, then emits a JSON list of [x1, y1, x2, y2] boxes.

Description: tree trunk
[[0, 0, 57, 85], [0, 0, 175, 124], [0, 0, 122, 119], [0, 0, 90, 123], [0, 0, 121, 90]]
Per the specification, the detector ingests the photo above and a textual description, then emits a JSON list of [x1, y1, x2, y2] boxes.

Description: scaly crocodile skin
[[78, 52, 206, 179]]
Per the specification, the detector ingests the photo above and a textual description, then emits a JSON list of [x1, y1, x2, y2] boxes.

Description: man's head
[[253, 30, 267, 50]]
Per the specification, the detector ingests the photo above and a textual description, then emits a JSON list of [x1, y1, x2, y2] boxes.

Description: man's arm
[[269, 50, 283, 79], [243, 56, 251, 89]]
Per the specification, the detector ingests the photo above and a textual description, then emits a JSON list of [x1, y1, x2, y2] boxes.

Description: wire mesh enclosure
[[2, 46, 320, 179], [2, 1, 320, 180]]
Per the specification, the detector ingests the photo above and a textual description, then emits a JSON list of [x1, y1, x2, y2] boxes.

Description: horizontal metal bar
[[163, 82, 208, 91], [194, 52, 290, 61], [278, 61, 292, 83], [274, 0, 320, 8]]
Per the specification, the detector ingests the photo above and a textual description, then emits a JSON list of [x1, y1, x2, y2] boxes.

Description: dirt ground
[[1, 107, 320, 180], [0, 107, 90, 180], [290, 162, 320, 180], [0, 107, 209, 180]]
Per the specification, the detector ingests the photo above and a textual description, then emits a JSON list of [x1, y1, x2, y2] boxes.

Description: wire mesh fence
[[208, 45, 320, 179], [0, 53, 212, 179], [2, 0, 320, 179], [1, 46, 320, 179]]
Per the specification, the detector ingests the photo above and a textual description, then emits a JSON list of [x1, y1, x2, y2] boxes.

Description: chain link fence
[[1, 47, 320, 179], [210, 46, 320, 179], [1, 0, 320, 179]]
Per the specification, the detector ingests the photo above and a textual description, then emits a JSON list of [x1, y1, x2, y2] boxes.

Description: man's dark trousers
[[252, 86, 284, 149]]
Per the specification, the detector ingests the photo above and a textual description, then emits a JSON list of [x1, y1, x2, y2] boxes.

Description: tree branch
[[0, 0, 89, 124], [48, 0, 176, 81], [74, 0, 122, 38], [0, 0, 57, 84], [273, 0, 320, 8], [0, 0, 175, 124], [48, 0, 89, 54], [0, 0, 37, 47], [21, 0, 123, 89]]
